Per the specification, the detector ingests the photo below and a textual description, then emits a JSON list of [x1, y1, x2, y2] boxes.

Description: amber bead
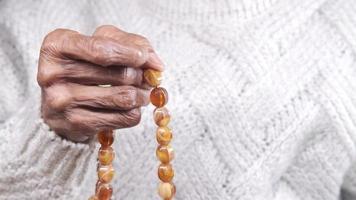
[[97, 183, 113, 200], [156, 126, 173, 145], [144, 69, 162, 87], [156, 145, 175, 164], [98, 147, 115, 165], [150, 87, 168, 107], [98, 164, 115, 183], [158, 182, 176, 199], [98, 130, 114, 147], [154, 107, 171, 126], [158, 164, 174, 182]]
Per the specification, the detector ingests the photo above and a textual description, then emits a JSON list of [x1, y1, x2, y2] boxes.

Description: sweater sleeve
[[0, 95, 97, 199]]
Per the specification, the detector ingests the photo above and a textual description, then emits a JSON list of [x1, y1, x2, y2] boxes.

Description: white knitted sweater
[[0, 0, 356, 199]]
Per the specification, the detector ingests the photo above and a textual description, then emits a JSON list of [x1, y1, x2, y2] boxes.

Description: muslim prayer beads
[[89, 130, 115, 200], [145, 69, 176, 200], [89, 68, 176, 200]]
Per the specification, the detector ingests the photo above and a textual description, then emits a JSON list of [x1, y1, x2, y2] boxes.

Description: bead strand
[[144, 69, 176, 200], [89, 130, 115, 200]]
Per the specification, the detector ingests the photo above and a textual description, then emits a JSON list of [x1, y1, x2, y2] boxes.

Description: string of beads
[[144, 69, 176, 200], [89, 68, 176, 200], [89, 130, 115, 200]]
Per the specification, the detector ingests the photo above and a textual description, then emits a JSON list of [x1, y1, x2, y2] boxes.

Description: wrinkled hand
[[37, 25, 163, 142]]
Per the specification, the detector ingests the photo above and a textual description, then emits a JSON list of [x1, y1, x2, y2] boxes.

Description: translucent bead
[[98, 130, 114, 147], [154, 107, 171, 126], [158, 164, 174, 182], [98, 147, 115, 165], [156, 145, 175, 164], [150, 87, 168, 107], [158, 182, 176, 199], [97, 183, 113, 200], [98, 164, 115, 183], [144, 69, 162, 87], [156, 126, 172, 145]]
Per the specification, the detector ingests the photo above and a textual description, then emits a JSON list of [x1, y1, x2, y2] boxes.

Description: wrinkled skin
[[37, 25, 164, 142]]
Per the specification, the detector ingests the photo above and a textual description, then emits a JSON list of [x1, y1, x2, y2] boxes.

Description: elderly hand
[[37, 25, 163, 142]]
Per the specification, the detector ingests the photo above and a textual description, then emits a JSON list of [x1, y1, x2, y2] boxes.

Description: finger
[[41, 29, 153, 69], [38, 57, 151, 88], [143, 52, 165, 72], [44, 117, 91, 142], [60, 62, 146, 87], [93, 25, 164, 71], [66, 107, 142, 135], [70, 84, 150, 110]]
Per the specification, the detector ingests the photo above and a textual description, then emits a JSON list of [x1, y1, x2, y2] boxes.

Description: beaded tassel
[[89, 130, 115, 200], [144, 69, 176, 200]]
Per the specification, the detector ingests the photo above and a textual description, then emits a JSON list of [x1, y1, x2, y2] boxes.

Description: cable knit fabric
[[0, 0, 355, 199]]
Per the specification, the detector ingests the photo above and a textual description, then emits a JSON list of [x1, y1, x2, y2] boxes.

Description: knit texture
[[0, 0, 356, 199]]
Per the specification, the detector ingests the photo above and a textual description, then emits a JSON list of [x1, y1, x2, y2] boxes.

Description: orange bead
[[98, 164, 115, 183], [150, 87, 168, 107], [156, 127, 172, 145], [144, 69, 162, 87], [158, 164, 174, 182], [97, 183, 113, 200], [158, 182, 176, 199], [156, 145, 175, 164], [154, 107, 171, 126], [98, 130, 114, 147], [98, 147, 115, 165]]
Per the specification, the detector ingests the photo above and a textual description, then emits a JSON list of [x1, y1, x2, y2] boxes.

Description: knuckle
[[113, 86, 138, 108], [131, 48, 148, 67], [88, 37, 111, 66], [45, 84, 72, 111], [67, 113, 81, 127], [37, 65, 62, 87], [89, 38, 100, 60], [41, 29, 74, 51], [65, 111, 91, 132], [42, 29, 64, 44], [94, 25, 118, 35], [126, 108, 141, 126]]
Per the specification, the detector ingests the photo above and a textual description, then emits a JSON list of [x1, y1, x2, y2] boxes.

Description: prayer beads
[[150, 87, 169, 107], [153, 107, 171, 126], [146, 70, 176, 200], [89, 68, 176, 200], [144, 69, 162, 87], [89, 130, 115, 200], [156, 126, 173, 145], [156, 145, 175, 164], [158, 182, 176, 199]]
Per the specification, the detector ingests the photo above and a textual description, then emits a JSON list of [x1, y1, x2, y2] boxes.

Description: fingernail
[[149, 52, 164, 71]]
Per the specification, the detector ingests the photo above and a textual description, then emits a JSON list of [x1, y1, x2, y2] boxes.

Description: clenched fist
[[37, 25, 163, 142]]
